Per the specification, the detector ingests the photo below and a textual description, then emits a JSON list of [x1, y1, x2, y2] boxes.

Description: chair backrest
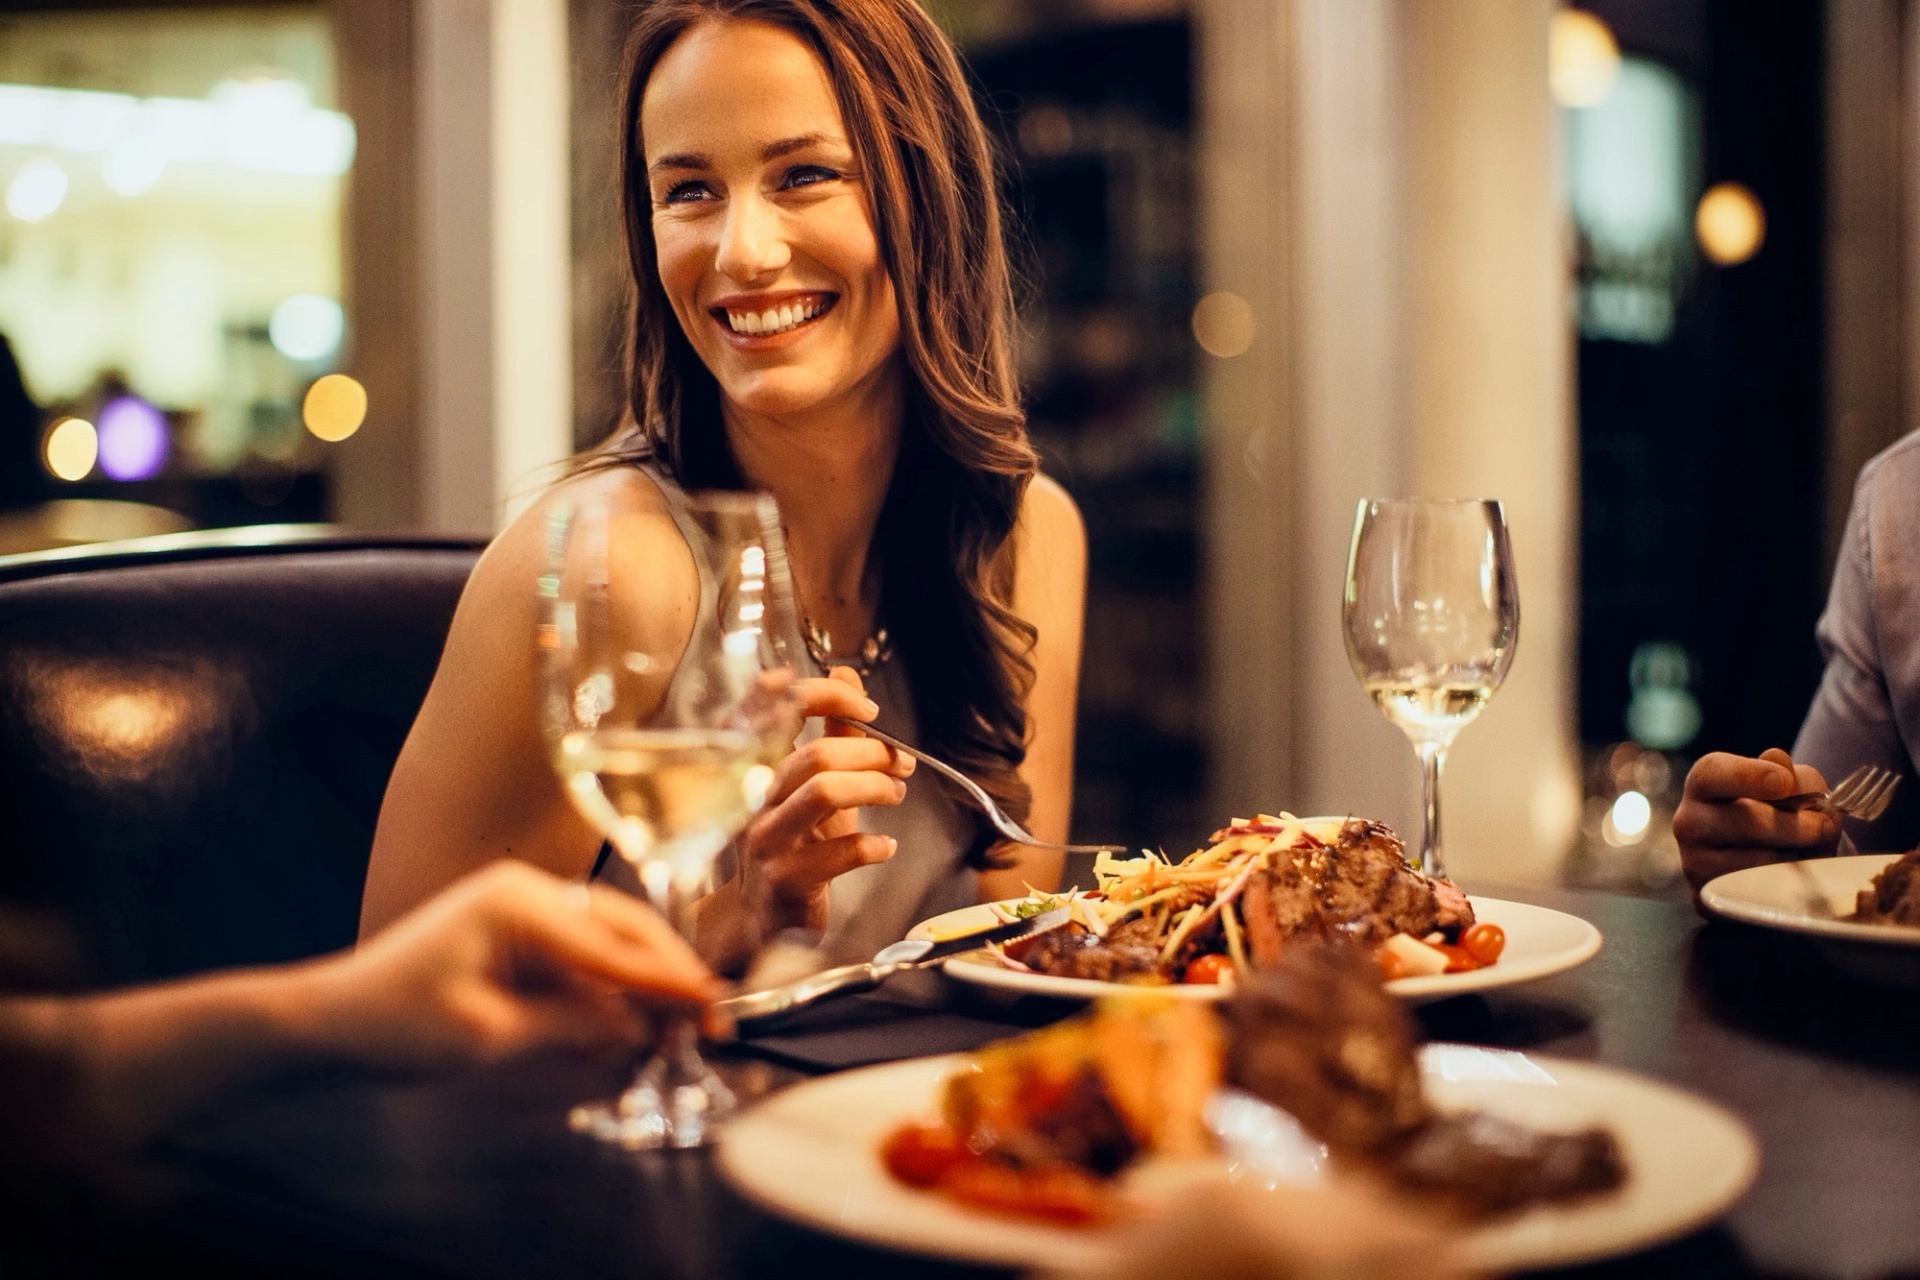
[[0, 527, 484, 986]]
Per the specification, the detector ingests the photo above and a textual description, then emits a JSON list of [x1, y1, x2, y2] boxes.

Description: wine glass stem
[[1415, 740, 1448, 880]]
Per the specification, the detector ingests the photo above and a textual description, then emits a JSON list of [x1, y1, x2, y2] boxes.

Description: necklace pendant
[[803, 615, 893, 679]]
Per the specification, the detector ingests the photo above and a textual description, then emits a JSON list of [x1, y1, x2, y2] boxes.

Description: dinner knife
[[717, 907, 1070, 1026]]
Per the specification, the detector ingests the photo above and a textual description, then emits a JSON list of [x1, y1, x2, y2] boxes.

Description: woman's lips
[[710, 293, 838, 346]]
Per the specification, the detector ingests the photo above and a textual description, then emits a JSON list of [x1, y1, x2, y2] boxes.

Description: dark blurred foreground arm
[[0, 861, 722, 1156]]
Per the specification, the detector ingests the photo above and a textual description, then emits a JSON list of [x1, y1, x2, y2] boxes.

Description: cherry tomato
[[1435, 943, 1478, 973], [1376, 947, 1408, 982], [881, 1124, 972, 1187], [1183, 953, 1234, 985], [1461, 921, 1506, 965]]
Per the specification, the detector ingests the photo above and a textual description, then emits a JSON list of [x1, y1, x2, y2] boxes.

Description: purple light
[[97, 396, 169, 481]]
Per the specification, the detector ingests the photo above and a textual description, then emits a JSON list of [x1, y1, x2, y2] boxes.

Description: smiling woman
[[359, 0, 1088, 981]]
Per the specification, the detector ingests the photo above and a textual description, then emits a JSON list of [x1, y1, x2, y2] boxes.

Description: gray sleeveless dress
[[593, 464, 980, 959]]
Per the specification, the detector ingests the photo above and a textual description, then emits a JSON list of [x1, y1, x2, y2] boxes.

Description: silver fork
[[1773, 764, 1901, 822], [824, 715, 1129, 854]]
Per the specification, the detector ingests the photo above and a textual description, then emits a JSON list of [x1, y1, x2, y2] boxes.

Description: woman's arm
[[358, 467, 910, 967], [359, 470, 697, 937], [980, 473, 1089, 901]]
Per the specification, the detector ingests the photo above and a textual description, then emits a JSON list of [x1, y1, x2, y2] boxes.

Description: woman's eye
[[782, 165, 839, 190], [661, 180, 712, 205]]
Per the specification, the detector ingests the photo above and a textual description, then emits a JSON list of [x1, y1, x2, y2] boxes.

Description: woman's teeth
[[725, 298, 828, 336]]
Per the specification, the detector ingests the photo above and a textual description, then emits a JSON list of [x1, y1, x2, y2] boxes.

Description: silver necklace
[[802, 614, 893, 678]]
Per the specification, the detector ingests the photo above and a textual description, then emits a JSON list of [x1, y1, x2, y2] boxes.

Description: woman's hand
[[1673, 747, 1842, 895], [311, 861, 725, 1072], [732, 666, 911, 940]]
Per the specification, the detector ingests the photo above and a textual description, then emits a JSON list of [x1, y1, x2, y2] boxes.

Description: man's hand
[[1673, 748, 1841, 895]]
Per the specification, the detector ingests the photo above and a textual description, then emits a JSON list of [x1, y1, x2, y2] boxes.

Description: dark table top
[[12, 881, 1920, 1279]]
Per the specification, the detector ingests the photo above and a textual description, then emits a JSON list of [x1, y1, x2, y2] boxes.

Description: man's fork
[[825, 715, 1129, 854], [1773, 764, 1901, 823]]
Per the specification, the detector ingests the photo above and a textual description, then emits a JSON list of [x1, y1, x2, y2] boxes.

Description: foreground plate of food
[[912, 815, 1600, 1003], [718, 986, 1756, 1272]]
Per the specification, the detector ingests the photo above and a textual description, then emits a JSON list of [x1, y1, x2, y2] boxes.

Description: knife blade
[[719, 906, 1071, 1026]]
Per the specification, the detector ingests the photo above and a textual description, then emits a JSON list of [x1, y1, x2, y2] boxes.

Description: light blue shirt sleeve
[[1792, 433, 1920, 851]]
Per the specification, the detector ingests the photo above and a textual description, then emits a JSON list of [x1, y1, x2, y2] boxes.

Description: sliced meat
[[1242, 818, 1464, 955], [1019, 928, 1162, 983], [1241, 870, 1287, 969], [1394, 1110, 1625, 1217], [1850, 848, 1920, 927], [1226, 943, 1429, 1154]]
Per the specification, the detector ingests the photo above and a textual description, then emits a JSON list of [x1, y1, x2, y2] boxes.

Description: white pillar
[[416, 0, 573, 535], [1199, 0, 1577, 883]]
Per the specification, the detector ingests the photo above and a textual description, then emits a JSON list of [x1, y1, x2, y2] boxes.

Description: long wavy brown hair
[[594, 0, 1038, 866]]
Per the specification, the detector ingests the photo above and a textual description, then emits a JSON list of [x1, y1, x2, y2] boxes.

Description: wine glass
[[538, 490, 800, 1150], [1343, 499, 1519, 880]]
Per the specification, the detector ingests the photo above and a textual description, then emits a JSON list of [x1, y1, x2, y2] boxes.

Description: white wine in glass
[[539, 490, 798, 1150], [1343, 499, 1518, 880]]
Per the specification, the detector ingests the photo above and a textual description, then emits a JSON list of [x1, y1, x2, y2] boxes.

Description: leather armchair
[[0, 528, 484, 986]]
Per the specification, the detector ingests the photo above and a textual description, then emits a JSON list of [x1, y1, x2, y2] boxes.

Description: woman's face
[[641, 19, 901, 422]]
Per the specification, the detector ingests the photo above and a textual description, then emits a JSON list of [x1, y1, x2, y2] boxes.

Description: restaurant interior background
[[1, 0, 1914, 892]]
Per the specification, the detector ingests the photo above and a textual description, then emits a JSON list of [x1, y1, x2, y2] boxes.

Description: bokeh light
[[44, 417, 98, 482], [101, 139, 167, 196], [1695, 182, 1766, 266], [1191, 291, 1256, 358], [96, 395, 170, 481], [7, 159, 69, 223], [1601, 789, 1653, 847], [269, 293, 345, 362], [1550, 10, 1622, 108], [302, 373, 368, 442]]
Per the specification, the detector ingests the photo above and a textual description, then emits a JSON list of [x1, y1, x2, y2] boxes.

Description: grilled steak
[[1245, 818, 1475, 951], [1018, 927, 1162, 982], [1227, 943, 1429, 1154], [1227, 943, 1625, 1219]]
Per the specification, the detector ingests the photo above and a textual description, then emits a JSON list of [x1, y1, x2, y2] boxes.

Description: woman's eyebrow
[[759, 132, 848, 161], [647, 133, 850, 176]]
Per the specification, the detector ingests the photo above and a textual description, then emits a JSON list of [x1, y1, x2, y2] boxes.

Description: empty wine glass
[[1343, 499, 1519, 880], [538, 490, 800, 1149]]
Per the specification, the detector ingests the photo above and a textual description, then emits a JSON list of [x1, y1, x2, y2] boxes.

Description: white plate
[[717, 1046, 1758, 1272], [1699, 854, 1919, 945], [910, 895, 1601, 1004], [1699, 854, 1920, 986]]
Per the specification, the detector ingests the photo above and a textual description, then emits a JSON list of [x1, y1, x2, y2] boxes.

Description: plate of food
[[1700, 850, 1920, 985], [910, 814, 1601, 1003], [717, 948, 1757, 1273]]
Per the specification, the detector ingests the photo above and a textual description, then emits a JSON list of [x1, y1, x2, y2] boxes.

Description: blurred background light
[[43, 417, 98, 482], [302, 373, 367, 442], [1191, 291, 1256, 358], [269, 294, 345, 362], [101, 138, 168, 196], [1602, 789, 1653, 846], [0, 82, 354, 178], [7, 159, 70, 223], [1695, 182, 1766, 265], [1550, 10, 1622, 109], [96, 395, 170, 481]]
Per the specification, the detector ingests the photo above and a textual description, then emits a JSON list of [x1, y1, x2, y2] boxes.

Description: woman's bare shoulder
[[1017, 472, 1088, 560]]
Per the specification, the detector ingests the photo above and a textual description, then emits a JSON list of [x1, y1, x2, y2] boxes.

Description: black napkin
[[727, 994, 1026, 1073]]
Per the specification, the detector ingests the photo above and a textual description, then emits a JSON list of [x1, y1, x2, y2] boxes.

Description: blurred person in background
[[361, 0, 1089, 971], [1675, 432, 1920, 890], [0, 332, 47, 512], [0, 861, 721, 1181]]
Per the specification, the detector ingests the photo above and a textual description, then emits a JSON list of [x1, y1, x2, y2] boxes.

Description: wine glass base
[[569, 1070, 739, 1151]]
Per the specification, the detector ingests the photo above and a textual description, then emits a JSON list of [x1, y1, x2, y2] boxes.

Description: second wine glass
[[1343, 498, 1519, 881], [539, 489, 800, 1150]]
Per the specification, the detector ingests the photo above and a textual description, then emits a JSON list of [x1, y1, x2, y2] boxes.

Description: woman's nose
[[715, 194, 791, 282]]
